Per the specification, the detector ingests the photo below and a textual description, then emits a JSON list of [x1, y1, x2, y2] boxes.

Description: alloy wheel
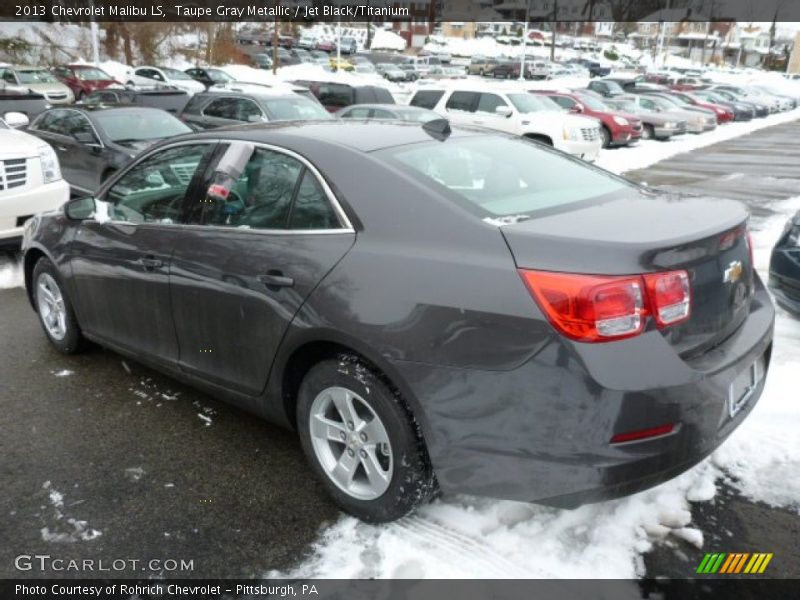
[[308, 386, 393, 500], [36, 272, 67, 341]]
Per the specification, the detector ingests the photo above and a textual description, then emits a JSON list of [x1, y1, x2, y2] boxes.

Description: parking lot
[[1, 118, 799, 579]]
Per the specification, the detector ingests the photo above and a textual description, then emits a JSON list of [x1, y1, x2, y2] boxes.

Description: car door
[[68, 142, 217, 363], [474, 92, 515, 133], [169, 143, 355, 395]]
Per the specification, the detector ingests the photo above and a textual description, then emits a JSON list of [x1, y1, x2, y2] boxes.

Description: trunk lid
[[501, 191, 754, 356]]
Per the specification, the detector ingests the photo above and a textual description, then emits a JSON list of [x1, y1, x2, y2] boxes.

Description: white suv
[[0, 113, 69, 247], [409, 83, 602, 162]]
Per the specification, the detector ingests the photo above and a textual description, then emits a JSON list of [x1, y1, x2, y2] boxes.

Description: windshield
[[575, 94, 608, 111], [17, 69, 58, 84], [161, 68, 192, 80], [95, 110, 191, 142], [74, 67, 112, 81], [653, 95, 683, 109], [609, 99, 637, 113], [263, 97, 332, 121], [605, 81, 625, 93], [508, 93, 560, 113], [379, 136, 629, 218]]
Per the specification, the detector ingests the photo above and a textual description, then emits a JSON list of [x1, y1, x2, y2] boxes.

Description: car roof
[[57, 105, 170, 116], [183, 119, 486, 153]]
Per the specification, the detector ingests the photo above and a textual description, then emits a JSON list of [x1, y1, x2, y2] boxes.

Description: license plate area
[[728, 357, 764, 418]]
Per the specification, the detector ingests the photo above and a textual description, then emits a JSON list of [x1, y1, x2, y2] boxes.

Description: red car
[[533, 90, 642, 148], [51, 64, 121, 101], [668, 91, 735, 123]]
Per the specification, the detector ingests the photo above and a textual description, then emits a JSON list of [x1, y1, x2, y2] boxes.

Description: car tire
[[32, 257, 86, 354], [76, 90, 85, 101], [600, 126, 612, 148], [642, 124, 654, 140], [297, 355, 436, 523]]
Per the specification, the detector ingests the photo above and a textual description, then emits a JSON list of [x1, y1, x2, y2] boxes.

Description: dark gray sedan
[[20, 121, 773, 522], [26, 105, 192, 194]]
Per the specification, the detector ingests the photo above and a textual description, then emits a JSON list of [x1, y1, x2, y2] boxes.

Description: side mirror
[[571, 104, 584, 112], [74, 131, 101, 147], [495, 105, 513, 117], [3, 111, 29, 128], [65, 196, 96, 221], [247, 114, 266, 123]]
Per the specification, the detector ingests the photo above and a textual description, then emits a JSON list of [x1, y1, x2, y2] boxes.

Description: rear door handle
[[258, 271, 294, 288], [138, 256, 163, 269]]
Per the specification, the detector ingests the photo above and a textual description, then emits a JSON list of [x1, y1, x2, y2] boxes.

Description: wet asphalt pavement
[[1, 120, 799, 579]]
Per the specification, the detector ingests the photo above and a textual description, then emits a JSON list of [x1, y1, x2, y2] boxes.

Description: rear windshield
[[263, 97, 333, 120], [377, 136, 630, 218]]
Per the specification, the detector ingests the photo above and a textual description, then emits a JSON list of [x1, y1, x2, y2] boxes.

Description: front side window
[[101, 144, 212, 224], [198, 148, 303, 230], [31, 110, 70, 135], [316, 83, 353, 108], [195, 147, 342, 231], [379, 136, 630, 218]]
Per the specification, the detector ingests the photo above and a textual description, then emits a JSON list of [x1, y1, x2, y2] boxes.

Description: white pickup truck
[[410, 82, 603, 162], [0, 113, 69, 247]]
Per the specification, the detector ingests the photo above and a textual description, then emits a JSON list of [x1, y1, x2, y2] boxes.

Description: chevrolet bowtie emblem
[[724, 260, 744, 283]]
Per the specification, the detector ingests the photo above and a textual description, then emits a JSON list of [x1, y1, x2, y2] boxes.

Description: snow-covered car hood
[[0, 128, 50, 158]]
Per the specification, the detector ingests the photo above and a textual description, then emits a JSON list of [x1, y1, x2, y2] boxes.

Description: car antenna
[[422, 118, 451, 141]]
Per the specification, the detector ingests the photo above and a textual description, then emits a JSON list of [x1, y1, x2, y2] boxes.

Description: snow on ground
[[596, 108, 800, 175], [40, 480, 102, 543], [0, 258, 23, 289]]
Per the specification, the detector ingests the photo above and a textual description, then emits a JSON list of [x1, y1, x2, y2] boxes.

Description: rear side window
[[289, 171, 340, 229], [410, 90, 444, 109], [446, 91, 477, 112], [379, 136, 629, 218]]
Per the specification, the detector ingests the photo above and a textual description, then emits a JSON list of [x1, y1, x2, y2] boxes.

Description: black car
[[179, 88, 332, 129], [80, 88, 190, 114], [576, 59, 611, 78], [769, 211, 800, 314], [21, 121, 773, 523], [292, 79, 395, 112], [184, 67, 235, 90], [26, 105, 192, 194], [0, 88, 50, 119]]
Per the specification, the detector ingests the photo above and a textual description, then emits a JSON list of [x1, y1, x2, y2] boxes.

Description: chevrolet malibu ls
[[21, 121, 773, 522]]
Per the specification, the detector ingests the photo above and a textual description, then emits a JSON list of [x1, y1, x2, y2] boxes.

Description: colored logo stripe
[[697, 552, 773, 574]]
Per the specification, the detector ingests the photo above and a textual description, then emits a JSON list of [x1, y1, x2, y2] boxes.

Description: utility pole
[[272, 3, 279, 75], [550, 0, 557, 62], [519, 0, 530, 81], [656, 0, 670, 68]]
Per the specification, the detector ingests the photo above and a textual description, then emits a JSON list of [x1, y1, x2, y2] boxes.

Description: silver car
[[0, 65, 74, 105]]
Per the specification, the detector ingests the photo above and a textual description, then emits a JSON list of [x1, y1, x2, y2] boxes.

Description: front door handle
[[138, 256, 163, 270], [258, 271, 294, 288]]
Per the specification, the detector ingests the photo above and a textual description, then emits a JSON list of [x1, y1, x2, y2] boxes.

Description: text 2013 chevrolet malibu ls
[[21, 120, 773, 522]]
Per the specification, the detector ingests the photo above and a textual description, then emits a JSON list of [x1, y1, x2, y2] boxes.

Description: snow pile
[[596, 108, 800, 175], [369, 29, 407, 52], [0, 258, 23, 289]]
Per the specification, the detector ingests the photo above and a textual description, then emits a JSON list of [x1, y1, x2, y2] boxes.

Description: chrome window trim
[[94, 138, 354, 234]]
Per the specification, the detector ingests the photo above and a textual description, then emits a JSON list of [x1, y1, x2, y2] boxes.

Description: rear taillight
[[518, 269, 691, 343], [643, 271, 691, 327]]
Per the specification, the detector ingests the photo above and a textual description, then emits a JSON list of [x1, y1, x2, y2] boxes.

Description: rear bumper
[[392, 281, 774, 506]]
